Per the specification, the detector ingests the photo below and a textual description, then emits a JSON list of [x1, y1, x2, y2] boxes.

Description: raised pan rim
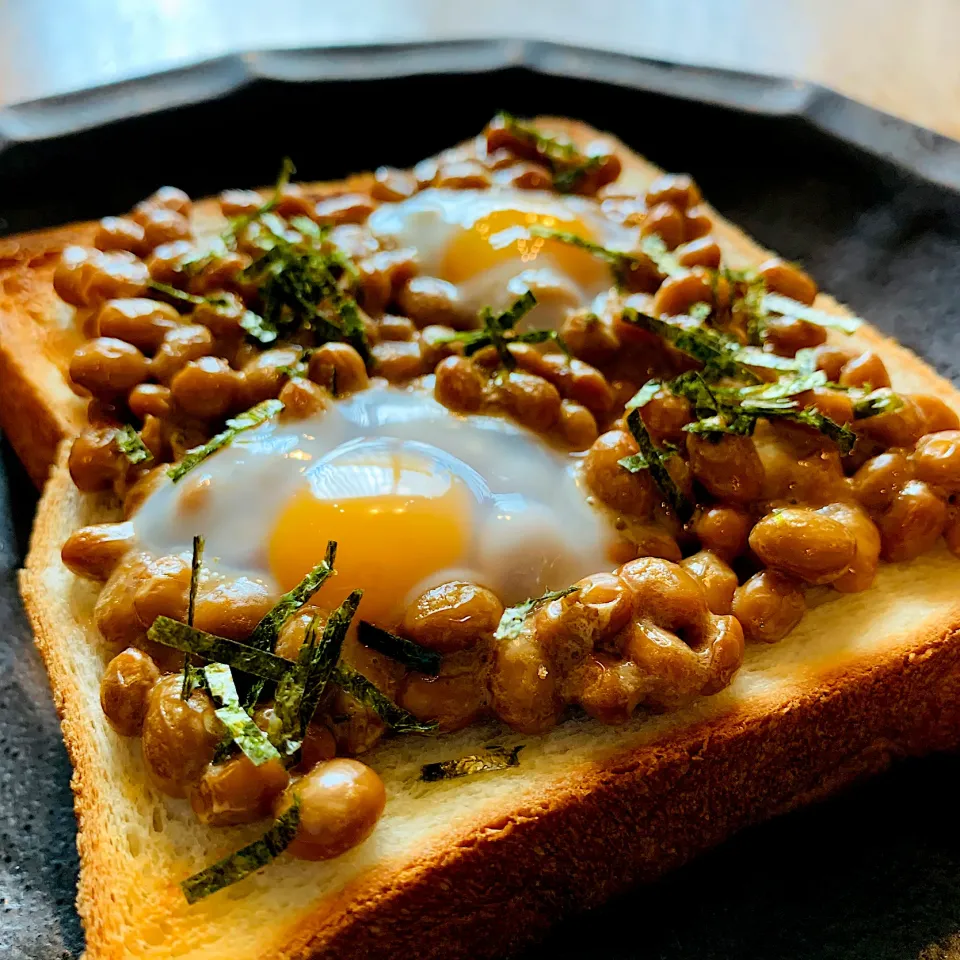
[[0, 38, 958, 192]]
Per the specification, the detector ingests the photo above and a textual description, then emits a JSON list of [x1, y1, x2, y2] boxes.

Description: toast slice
[[5, 119, 960, 960]]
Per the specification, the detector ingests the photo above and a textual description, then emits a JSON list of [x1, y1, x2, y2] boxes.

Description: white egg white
[[133, 386, 616, 606]]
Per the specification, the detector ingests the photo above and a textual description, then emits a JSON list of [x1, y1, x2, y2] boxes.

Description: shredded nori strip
[[780, 406, 857, 454], [854, 390, 905, 419], [187, 534, 204, 626], [687, 301, 713, 323], [419, 745, 524, 782], [762, 292, 861, 333], [495, 113, 598, 192], [243, 542, 338, 709], [299, 590, 361, 727], [167, 399, 283, 483], [148, 280, 271, 342], [623, 408, 694, 522], [238, 308, 279, 344], [272, 588, 361, 753], [528, 226, 650, 290], [716, 267, 768, 343], [147, 279, 206, 307], [494, 586, 579, 642], [443, 291, 540, 368], [553, 155, 603, 193], [115, 425, 152, 465], [624, 379, 663, 412], [622, 309, 761, 384], [271, 614, 320, 753], [224, 157, 295, 245], [333, 665, 437, 734], [732, 370, 828, 402], [638, 234, 684, 278], [181, 796, 300, 904], [204, 663, 280, 766], [180, 534, 205, 700], [730, 345, 815, 373], [242, 223, 370, 362], [147, 617, 294, 681], [680, 377, 858, 454], [357, 621, 441, 676]]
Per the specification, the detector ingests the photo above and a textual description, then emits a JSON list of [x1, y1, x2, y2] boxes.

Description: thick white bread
[[9, 119, 960, 960]]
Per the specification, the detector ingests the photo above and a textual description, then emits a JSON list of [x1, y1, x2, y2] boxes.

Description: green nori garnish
[[243, 542, 338, 710], [180, 534, 205, 700], [181, 796, 300, 904], [299, 589, 361, 727], [224, 157, 295, 244], [203, 663, 280, 766], [638, 234, 684, 278], [495, 113, 598, 192], [733, 369, 828, 402], [624, 379, 663, 411], [333, 665, 437, 734], [622, 309, 761, 384], [623, 408, 694, 522], [553, 155, 603, 193], [494, 586, 579, 642], [167, 399, 283, 483], [444, 291, 539, 368], [680, 374, 857, 454], [419, 745, 524, 782], [511, 327, 571, 356], [247, 542, 338, 652], [147, 617, 294, 681], [357, 621, 441, 676], [715, 267, 768, 344], [242, 223, 370, 363], [238, 308, 279, 345], [762, 292, 862, 333], [115, 425, 152, 465], [494, 290, 538, 327], [780, 406, 857, 454], [729, 345, 815, 373], [854, 390, 905, 419], [187, 534, 204, 625], [687, 301, 713, 323], [271, 614, 319, 753], [527, 226, 649, 290], [148, 280, 272, 342], [147, 279, 205, 307], [178, 157, 297, 280]]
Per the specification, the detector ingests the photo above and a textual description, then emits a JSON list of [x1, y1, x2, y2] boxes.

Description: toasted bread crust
[[9, 118, 960, 959]]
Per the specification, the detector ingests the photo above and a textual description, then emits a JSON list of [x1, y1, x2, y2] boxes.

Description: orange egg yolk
[[440, 208, 608, 289], [268, 449, 472, 627]]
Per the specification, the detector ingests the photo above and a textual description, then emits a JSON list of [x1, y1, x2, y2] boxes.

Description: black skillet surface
[[2, 39, 960, 960]]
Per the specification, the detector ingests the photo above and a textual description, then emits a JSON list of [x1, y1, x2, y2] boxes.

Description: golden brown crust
[[0, 224, 93, 483], [10, 118, 960, 960]]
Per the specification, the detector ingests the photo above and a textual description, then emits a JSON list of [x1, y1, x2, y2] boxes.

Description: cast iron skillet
[[1, 39, 960, 960]]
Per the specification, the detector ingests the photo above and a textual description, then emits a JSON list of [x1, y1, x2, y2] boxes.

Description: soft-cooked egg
[[133, 386, 616, 627], [368, 188, 636, 329]]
